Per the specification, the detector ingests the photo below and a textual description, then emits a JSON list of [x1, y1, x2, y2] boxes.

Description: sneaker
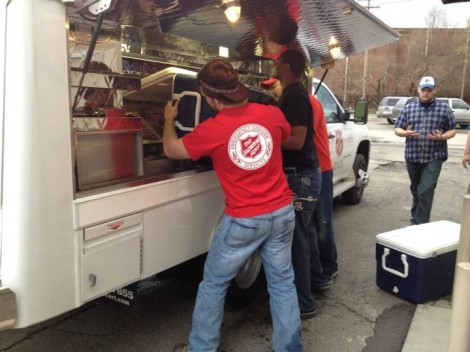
[[311, 279, 333, 293], [300, 307, 317, 320], [328, 271, 339, 280]]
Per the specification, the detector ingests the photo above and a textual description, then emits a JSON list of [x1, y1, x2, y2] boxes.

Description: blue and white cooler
[[376, 220, 460, 304]]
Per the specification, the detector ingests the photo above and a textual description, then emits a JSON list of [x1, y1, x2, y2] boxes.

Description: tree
[[313, 10, 470, 107], [425, 7, 448, 29]]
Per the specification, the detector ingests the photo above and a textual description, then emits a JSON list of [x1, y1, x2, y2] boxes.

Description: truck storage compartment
[[74, 129, 144, 190], [80, 213, 142, 302]]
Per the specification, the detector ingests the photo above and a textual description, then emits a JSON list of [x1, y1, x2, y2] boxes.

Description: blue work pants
[[188, 204, 302, 352], [286, 167, 322, 312]]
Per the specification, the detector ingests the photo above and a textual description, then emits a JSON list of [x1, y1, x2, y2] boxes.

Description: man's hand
[[405, 125, 420, 138], [395, 126, 420, 138], [164, 99, 180, 121], [163, 99, 190, 160], [428, 129, 443, 141], [463, 154, 470, 169]]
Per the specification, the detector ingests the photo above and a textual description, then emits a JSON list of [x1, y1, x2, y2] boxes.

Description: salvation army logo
[[228, 124, 273, 170], [240, 135, 262, 158]]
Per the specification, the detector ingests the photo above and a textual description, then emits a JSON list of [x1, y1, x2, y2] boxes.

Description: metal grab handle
[[381, 247, 409, 278], [173, 91, 201, 131]]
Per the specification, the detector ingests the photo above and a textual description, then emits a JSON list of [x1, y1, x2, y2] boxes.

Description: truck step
[[333, 177, 356, 198]]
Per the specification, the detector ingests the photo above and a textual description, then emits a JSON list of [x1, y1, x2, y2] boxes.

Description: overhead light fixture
[[219, 46, 229, 58], [328, 36, 341, 59], [222, 0, 241, 23], [341, 6, 353, 16]]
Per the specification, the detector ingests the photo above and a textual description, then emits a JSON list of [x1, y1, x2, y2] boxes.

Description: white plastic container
[[376, 220, 460, 303]]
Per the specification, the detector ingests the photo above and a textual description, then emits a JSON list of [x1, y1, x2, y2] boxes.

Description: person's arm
[[394, 125, 420, 138], [427, 129, 456, 141], [282, 126, 307, 150], [280, 94, 310, 150], [463, 131, 470, 168], [428, 105, 457, 141], [163, 99, 191, 159], [394, 107, 418, 138]]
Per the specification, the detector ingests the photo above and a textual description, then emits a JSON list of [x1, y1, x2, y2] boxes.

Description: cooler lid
[[376, 220, 460, 258]]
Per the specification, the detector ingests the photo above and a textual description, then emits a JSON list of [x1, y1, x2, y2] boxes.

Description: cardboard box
[[376, 220, 460, 304]]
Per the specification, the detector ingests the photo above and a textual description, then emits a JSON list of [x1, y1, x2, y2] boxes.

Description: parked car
[[389, 97, 417, 125], [377, 96, 407, 124], [437, 98, 470, 128]]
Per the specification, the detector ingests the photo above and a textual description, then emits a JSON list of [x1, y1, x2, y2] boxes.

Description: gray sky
[[355, 0, 470, 28]]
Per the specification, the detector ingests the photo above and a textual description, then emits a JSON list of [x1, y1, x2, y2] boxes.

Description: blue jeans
[[286, 167, 322, 312], [188, 204, 302, 352], [406, 159, 443, 224], [312, 170, 338, 279]]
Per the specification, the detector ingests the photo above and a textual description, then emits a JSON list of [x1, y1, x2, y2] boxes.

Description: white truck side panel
[[74, 172, 224, 281], [141, 184, 224, 278], [3, 0, 77, 327], [74, 172, 222, 229]]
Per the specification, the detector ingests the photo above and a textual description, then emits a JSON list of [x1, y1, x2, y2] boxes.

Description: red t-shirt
[[310, 95, 333, 172], [182, 102, 292, 218]]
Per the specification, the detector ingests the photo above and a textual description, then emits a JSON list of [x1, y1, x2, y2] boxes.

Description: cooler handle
[[173, 91, 201, 131], [381, 247, 409, 278]]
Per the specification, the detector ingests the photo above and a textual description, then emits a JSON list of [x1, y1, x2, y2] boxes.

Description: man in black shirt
[[273, 50, 330, 320]]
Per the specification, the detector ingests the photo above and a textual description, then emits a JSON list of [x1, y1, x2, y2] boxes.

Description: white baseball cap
[[419, 76, 436, 89]]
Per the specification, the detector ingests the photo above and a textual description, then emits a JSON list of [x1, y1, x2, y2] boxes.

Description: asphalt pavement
[[370, 116, 468, 352], [0, 116, 468, 351]]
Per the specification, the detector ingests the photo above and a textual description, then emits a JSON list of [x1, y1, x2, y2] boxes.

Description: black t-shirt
[[278, 82, 319, 172]]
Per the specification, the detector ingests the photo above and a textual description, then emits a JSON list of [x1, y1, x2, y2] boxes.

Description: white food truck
[[0, 0, 399, 329]]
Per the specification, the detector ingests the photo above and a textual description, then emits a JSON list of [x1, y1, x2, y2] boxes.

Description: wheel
[[342, 154, 368, 205], [226, 251, 266, 309], [459, 124, 468, 129], [387, 118, 395, 125]]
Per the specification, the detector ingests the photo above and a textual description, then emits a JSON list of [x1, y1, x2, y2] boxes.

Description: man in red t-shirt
[[163, 59, 302, 352], [308, 95, 339, 282]]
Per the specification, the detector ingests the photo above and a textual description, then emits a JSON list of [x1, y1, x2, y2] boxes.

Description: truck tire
[[226, 251, 266, 309], [342, 154, 368, 205]]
